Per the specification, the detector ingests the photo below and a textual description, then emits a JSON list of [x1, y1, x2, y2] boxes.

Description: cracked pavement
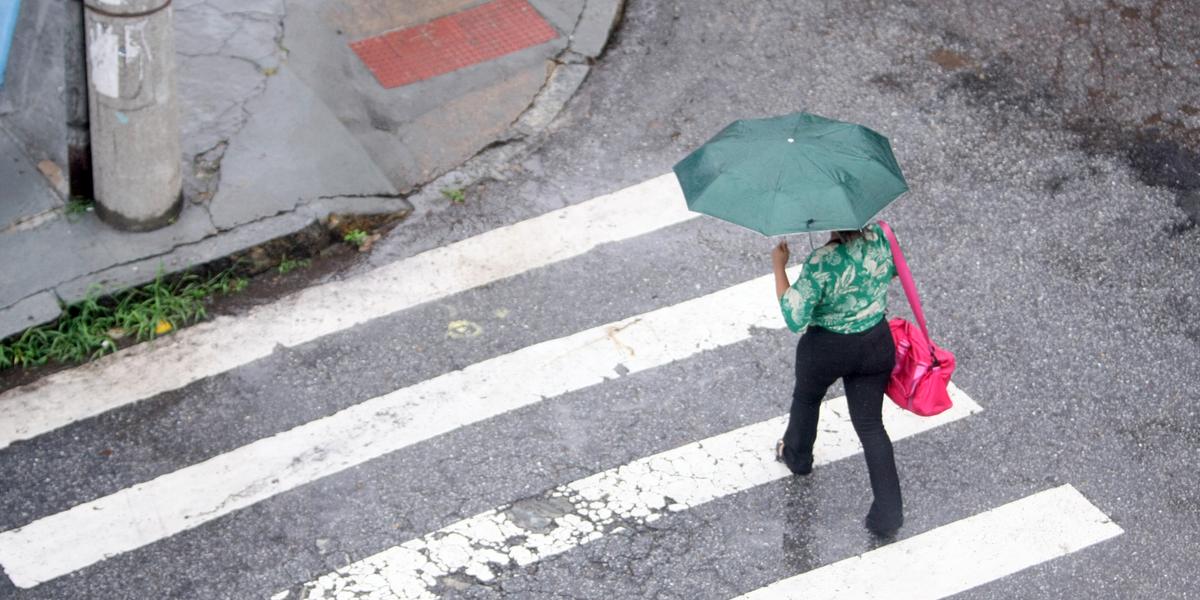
[[298, 421, 787, 599], [0, 0, 623, 339], [175, 0, 288, 204]]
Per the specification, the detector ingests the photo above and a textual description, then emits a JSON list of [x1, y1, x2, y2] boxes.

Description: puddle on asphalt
[[1127, 131, 1200, 221], [927, 47, 1200, 236]]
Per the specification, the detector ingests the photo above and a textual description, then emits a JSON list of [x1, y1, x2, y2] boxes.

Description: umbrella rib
[[765, 168, 785, 236], [676, 145, 771, 204]]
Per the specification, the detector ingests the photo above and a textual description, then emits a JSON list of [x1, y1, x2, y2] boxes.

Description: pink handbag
[[878, 221, 955, 416]]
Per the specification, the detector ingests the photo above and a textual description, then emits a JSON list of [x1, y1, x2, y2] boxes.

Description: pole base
[[94, 192, 183, 232]]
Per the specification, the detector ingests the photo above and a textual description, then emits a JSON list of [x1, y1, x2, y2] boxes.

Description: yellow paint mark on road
[[447, 320, 483, 339]]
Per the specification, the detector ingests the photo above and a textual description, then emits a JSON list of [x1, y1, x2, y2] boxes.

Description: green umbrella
[[673, 112, 908, 235]]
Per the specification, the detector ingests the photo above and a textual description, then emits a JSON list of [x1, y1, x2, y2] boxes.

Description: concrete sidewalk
[[0, 0, 622, 339]]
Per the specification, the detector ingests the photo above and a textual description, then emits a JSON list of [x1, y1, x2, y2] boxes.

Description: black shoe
[[775, 440, 813, 475], [864, 514, 903, 539]]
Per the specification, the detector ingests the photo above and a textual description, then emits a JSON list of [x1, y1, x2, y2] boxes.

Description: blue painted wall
[[0, 0, 21, 88]]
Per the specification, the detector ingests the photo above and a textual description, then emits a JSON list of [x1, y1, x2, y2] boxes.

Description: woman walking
[[771, 224, 903, 538]]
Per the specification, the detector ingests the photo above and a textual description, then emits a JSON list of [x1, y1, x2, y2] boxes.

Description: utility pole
[[83, 0, 181, 231]]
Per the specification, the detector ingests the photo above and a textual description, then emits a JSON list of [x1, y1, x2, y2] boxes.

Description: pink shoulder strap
[[878, 221, 932, 346]]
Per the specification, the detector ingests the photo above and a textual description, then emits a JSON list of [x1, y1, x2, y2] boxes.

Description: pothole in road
[[436, 572, 478, 592], [503, 495, 576, 533]]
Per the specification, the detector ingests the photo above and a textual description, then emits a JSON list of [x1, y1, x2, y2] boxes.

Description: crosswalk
[[295, 389, 981, 599], [0, 174, 692, 451], [733, 485, 1122, 600], [0, 174, 1122, 598]]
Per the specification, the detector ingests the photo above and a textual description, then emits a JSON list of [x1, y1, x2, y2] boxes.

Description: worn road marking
[[735, 484, 1122, 600], [0, 174, 693, 450], [293, 386, 980, 599], [0, 266, 812, 589]]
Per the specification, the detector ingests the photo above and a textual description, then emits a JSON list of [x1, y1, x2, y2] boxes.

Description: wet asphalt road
[[2, 1, 1198, 598], [375, 1, 1200, 597]]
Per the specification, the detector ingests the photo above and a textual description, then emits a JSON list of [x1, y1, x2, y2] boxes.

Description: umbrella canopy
[[673, 112, 908, 235]]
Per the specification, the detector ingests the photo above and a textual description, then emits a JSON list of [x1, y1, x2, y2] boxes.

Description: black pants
[[780, 319, 903, 533]]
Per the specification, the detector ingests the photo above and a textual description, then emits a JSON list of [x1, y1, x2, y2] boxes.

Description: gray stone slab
[[176, 54, 266, 157], [51, 190, 409, 312], [53, 210, 314, 305], [568, 0, 624, 58], [0, 201, 215, 309], [301, 195, 412, 220], [174, 0, 286, 199], [206, 65, 396, 230], [528, 0, 585, 34], [0, 291, 61, 340], [0, 0, 68, 170], [203, 0, 285, 15], [513, 63, 590, 134], [284, 0, 565, 192], [0, 124, 60, 231], [51, 191, 411, 310], [0, 215, 113, 309], [175, 1, 283, 70], [390, 59, 551, 186]]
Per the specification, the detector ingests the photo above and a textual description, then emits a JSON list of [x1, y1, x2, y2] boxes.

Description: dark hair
[[832, 228, 866, 244]]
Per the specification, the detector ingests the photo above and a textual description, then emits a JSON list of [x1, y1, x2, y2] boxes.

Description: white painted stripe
[[294, 386, 981, 600], [736, 484, 1122, 600], [0, 173, 694, 450], [0, 266, 802, 589]]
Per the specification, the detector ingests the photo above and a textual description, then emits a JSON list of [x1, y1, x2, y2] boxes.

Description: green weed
[[441, 188, 466, 203], [343, 229, 369, 247], [64, 197, 93, 220], [0, 268, 248, 370], [278, 256, 312, 275]]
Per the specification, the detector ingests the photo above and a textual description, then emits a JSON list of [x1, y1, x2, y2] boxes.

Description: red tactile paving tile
[[350, 0, 560, 89]]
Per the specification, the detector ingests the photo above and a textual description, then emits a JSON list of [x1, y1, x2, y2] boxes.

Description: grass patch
[[441, 188, 466, 203], [277, 256, 312, 275], [343, 229, 369, 247], [0, 268, 248, 370], [64, 197, 93, 221]]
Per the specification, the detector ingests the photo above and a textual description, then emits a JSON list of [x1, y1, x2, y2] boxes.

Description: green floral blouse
[[780, 223, 897, 334]]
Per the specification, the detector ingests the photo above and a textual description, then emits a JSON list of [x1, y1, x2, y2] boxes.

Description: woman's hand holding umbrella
[[772, 241, 791, 300]]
